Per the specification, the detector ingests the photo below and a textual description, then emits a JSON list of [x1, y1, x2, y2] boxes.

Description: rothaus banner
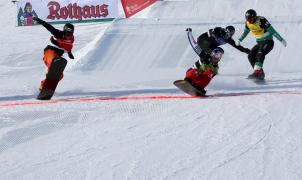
[[17, 0, 118, 26], [121, 0, 157, 18]]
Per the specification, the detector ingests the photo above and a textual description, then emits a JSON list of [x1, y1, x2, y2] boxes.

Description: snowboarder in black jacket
[[186, 26, 250, 69]]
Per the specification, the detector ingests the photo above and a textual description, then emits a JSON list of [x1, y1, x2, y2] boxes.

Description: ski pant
[[248, 40, 274, 69], [40, 49, 63, 89], [185, 68, 213, 89]]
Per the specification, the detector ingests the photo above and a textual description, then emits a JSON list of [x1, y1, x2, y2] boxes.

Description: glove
[[186, 28, 192, 32], [235, 40, 241, 46], [281, 39, 287, 47], [68, 52, 74, 59], [235, 39, 241, 46], [33, 16, 43, 24]]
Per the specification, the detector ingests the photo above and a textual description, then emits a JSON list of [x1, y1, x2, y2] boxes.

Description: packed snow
[[1, 0, 302, 179]]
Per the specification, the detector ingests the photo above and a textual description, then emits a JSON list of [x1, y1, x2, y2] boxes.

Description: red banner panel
[[121, 0, 157, 18]]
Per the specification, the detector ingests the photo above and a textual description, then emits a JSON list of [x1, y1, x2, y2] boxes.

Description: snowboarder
[[186, 26, 250, 65], [183, 26, 250, 95], [33, 17, 75, 99], [183, 47, 224, 96], [236, 9, 287, 80]]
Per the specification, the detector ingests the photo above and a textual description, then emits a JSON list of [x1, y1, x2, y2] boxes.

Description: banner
[[121, 0, 157, 18], [17, 0, 118, 26]]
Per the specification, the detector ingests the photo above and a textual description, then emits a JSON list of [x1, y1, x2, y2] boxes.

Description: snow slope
[[1, 0, 302, 179]]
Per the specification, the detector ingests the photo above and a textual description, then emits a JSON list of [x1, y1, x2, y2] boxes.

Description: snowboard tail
[[37, 57, 67, 100], [174, 80, 206, 97]]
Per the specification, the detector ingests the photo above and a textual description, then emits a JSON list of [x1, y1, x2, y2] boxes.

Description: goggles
[[210, 50, 223, 64], [246, 17, 255, 23]]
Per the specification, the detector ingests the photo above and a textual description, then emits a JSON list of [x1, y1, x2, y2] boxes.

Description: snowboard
[[173, 80, 207, 97], [37, 57, 67, 100]]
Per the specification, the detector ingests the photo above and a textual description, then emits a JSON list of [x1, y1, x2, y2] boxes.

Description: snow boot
[[248, 69, 265, 80]]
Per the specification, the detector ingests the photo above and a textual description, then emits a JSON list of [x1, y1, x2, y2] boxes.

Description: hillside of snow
[[1, 0, 302, 179]]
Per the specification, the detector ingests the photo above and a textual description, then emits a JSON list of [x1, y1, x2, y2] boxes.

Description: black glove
[[68, 52, 74, 59], [33, 16, 44, 24], [186, 28, 192, 32], [245, 48, 251, 54]]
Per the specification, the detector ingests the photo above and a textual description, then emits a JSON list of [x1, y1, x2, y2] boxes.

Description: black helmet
[[225, 25, 235, 39], [63, 23, 74, 34], [212, 27, 226, 39], [245, 9, 257, 23]]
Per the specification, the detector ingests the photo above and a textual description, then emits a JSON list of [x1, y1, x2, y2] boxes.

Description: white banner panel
[[17, 0, 118, 26]]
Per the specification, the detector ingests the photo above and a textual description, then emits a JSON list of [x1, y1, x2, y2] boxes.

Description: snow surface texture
[[1, 0, 302, 179]]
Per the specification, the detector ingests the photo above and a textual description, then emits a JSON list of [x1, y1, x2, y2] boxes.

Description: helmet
[[212, 27, 225, 38], [210, 47, 224, 64], [245, 9, 257, 23], [63, 23, 74, 35], [224, 25, 235, 39]]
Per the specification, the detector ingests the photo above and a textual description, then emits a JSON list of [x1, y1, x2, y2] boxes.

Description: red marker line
[[0, 95, 199, 107], [0, 91, 301, 107]]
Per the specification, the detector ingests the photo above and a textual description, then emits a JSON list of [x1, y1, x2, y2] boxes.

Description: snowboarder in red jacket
[[33, 17, 75, 90]]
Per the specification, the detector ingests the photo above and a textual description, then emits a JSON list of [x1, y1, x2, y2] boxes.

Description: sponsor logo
[[122, 0, 156, 17], [47, 1, 109, 20]]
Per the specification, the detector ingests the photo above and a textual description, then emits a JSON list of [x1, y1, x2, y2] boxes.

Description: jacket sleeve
[[187, 30, 202, 55], [260, 17, 284, 42], [227, 38, 250, 54], [197, 32, 213, 54], [238, 24, 250, 42], [267, 25, 284, 42], [34, 17, 61, 37]]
